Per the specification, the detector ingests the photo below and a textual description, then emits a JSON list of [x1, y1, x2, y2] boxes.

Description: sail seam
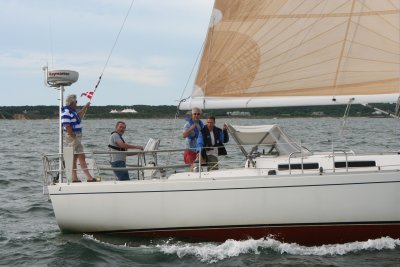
[[221, 10, 400, 20]]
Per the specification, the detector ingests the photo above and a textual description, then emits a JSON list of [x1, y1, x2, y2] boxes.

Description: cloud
[[106, 66, 170, 86], [0, 0, 214, 105]]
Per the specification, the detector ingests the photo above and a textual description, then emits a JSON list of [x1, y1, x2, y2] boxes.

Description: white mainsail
[[181, 0, 400, 109]]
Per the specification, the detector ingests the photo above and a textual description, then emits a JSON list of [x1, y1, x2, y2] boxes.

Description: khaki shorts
[[207, 154, 219, 171], [65, 132, 84, 153]]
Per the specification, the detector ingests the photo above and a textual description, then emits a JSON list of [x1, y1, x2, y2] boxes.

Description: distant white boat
[[121, 108, 137, 113], [42, 0, 400, 246], [109, 108, 138, 114]]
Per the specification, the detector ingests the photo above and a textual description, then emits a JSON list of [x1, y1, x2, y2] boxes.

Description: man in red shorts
[[182, 107, 204, 170]]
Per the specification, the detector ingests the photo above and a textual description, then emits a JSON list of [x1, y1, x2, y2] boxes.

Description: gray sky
[[0, 0, 214, 106]]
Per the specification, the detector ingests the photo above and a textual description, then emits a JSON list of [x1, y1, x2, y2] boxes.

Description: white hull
[[47, 155, 400, 245], [41, 0, 400, 246]]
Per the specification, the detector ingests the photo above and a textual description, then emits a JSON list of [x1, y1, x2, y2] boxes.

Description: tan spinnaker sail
[[182, 0, 400, 109]]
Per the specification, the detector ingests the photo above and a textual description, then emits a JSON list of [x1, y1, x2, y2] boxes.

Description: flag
[[81, 91, 94, 99]]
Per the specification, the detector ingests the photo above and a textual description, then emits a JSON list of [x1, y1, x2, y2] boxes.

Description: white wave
[[157, 237, 400, 264], [82, 234, 131, 250], [82, 234, 158, 253], [81, 234, 400, 263]]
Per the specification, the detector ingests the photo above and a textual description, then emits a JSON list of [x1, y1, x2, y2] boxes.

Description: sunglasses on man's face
[[193, 113, 200, 115]]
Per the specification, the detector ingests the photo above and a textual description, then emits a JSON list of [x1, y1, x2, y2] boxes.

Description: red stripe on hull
[[111, 224, 400, 246]]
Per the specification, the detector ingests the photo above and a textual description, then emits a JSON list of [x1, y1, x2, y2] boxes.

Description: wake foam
[[157, 237, 400, 263], [82, 234, 400, 264], [83, 234, 127, 247]]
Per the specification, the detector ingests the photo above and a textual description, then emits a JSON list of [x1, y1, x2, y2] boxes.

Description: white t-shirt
[[207, 131, 218, 157]]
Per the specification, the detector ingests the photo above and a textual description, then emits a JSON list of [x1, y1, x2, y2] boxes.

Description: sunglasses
[[193, 113, 201, 115]]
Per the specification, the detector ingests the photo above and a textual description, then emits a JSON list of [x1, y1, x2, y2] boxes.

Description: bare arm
[[115, 140, 144, 150], [77, 102, 91, 118], [65, 124, 75, 136], [182, 124, 196, 138]]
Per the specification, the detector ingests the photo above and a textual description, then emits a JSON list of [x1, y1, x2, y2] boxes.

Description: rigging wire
[[171, 33, 208, 166], [81, 0, 136, 119], [172, 3, 215, 166], [336, 1, 361, 136], [48, 16, 54, 69], [175, 41, 205, 119], [362, 104, 399, 119], [340, 98, 354, 136], [395, 96, 400, 117], [397, 0, 400, 118], [176, 2, 215, 116]]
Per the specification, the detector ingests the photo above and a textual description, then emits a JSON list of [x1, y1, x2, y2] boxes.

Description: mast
[[58, 85, 64, 181], [43, 66, 79, 182]]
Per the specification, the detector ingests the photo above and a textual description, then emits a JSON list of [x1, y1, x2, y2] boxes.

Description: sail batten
[[182, 0, 400, 110]]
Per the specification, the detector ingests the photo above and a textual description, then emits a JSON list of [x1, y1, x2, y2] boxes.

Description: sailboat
[[43, 0, 400, 246]]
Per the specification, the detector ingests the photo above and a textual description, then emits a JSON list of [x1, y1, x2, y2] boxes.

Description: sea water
[[1, 117, 400, 266]]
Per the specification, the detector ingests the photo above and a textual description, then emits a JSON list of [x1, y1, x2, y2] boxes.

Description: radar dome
[[47, 70, 79, 86]]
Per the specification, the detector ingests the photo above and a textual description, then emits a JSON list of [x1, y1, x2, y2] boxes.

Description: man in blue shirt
[[182, 107, 204, 170], [61, 94, 96, 182]]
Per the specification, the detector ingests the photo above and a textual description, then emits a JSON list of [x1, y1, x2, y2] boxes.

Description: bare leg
[[190, 155, 206, 172], [72, 155, 78, 181], [78, 154, 94, 181], [189, 154, 199, 172]]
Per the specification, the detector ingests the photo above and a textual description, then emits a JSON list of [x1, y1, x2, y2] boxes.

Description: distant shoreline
[[0, 104, 395, 120]]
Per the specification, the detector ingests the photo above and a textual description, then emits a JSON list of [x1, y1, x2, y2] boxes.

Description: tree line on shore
[[0, 103, 396, 119]]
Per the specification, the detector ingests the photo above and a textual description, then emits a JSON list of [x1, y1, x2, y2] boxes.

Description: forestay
[[181, 0, 400, 109]]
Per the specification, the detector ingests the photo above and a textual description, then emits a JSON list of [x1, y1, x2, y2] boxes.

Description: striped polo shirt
[[61, 106, 82, 133]]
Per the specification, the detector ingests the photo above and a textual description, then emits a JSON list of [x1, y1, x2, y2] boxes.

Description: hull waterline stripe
[[98, 221, 400, 233], [82, 222, 400, 245], [49, 179, 400, 196]]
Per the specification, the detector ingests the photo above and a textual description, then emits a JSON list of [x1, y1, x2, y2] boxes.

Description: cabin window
[[335, 161, 376, 168], [278, 163, 319, 170]]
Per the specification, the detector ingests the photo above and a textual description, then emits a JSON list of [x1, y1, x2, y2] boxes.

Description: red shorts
[[184, 150, 197, 164]]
